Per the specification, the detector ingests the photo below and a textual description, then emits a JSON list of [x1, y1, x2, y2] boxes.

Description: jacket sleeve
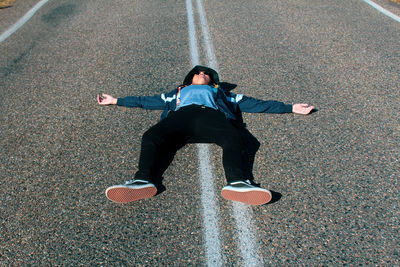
[[116, 90, 177, 110], [235, 94, 293, 114]]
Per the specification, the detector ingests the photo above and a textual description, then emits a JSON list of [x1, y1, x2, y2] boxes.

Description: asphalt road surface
[[1, 0, 399, 265]]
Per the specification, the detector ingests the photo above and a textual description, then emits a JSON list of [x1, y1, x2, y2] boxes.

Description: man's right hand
[[97, 94, 117, 105]]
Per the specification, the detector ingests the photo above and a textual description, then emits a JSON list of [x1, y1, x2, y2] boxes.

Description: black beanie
[[182, 65, 220, 85]]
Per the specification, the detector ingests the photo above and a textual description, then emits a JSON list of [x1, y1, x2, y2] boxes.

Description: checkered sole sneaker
[[105, 179, 157, 203], [221, 180, 272, 205]]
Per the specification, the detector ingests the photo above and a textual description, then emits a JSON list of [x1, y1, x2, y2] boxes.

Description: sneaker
[[105, 179, 157, 203], [221, 180, 272, 205]]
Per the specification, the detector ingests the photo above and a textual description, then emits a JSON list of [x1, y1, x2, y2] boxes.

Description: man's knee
[[142, 128, 163, 145], [218, 132, 243, 148]]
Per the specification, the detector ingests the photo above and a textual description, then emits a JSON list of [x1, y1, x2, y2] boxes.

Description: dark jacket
[[116, 85, 293, 121]]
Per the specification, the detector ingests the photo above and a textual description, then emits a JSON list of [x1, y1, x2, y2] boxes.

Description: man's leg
[[106, 110, 190, 203], [148, 140, 186, 190], [192, 108, 271, 205]]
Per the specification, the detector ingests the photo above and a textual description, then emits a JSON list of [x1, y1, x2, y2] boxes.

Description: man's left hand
[[292, 103, 315, 115]]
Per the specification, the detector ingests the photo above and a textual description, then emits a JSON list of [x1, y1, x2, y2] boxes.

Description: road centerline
[[186, 0, 224, 266], [187, 0, 264, 265]]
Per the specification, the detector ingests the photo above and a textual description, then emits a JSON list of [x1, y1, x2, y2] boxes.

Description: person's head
[[182, 65, 219, 86]]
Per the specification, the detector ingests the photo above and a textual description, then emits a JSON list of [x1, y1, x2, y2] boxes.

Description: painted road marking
[[193, 1, 264, 264], [362, 0, 400, 23], [186, 0, 199, 67], [188, 0, 264, 265], [195, 0, 218, 70], [186, 0, 224, 266], [0, 0, 50, 43], [197, 144, 224, 266], [232, 202, 263, 266]]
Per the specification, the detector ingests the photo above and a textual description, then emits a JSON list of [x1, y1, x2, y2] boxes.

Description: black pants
[[134, 105, 245, 183]]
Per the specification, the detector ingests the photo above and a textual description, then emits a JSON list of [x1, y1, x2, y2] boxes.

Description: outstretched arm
[[235, 94, 314, 115], [292, 103, 315, 115], [97, 91, 174, 110]]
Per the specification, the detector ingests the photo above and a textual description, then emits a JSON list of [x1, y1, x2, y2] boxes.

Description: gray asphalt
[[1, 0, 399, 265]]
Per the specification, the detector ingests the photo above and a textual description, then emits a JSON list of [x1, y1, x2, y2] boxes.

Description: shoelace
[[230, 179, 251, 185], [125, 179, 149, 184]]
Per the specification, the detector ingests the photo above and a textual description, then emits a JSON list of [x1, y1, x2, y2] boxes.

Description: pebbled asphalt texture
[[1, 0, 399, 265]]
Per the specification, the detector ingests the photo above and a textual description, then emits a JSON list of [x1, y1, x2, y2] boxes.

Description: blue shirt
[[175, 85, 218, 111]]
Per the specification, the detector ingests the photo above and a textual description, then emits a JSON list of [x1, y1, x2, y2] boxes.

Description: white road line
[[191, 0, 264, 266], [362, 0, 400, 23], [186, 1, 224, 266], [195, 0, 218, 70], [197, 144, 224, 266], [0, 0, 50, 43], [232, 203, 264, 266], [186, 0, 199, 66]]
